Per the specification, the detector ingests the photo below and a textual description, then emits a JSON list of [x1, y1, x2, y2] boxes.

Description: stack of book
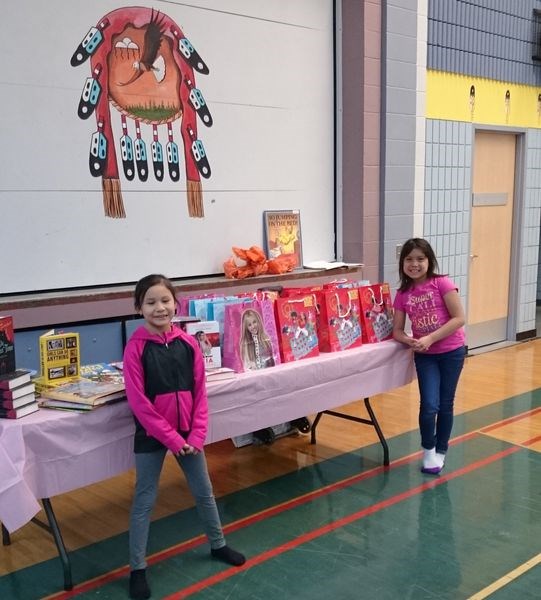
[[0, 315, 39, 419], [205, 366, 236, 383], [37, 363, 125, 412], [0, 369, 38, 419]]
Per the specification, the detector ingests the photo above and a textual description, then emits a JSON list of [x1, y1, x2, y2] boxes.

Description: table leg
[[309, 412, 324, 444], [2, 522, 11, 545], [363, 397, 389, 466], [31, 499, 73, 591], [309, 397, 389, 466]]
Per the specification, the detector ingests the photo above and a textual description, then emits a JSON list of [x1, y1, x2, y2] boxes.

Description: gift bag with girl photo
[[222, 300, 281, 373]]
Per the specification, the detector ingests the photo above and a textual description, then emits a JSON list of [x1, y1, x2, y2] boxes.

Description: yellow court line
[[468, 552, 541, 599]]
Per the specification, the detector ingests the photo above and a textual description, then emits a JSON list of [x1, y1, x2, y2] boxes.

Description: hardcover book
[[39, 395, 124, 412], [39, 330, 81, 383], [37, 377, 126, 406], [0, 369, 32, 390], [171, 315, 201, 332], [79, 363, 125, 385], [1, 392, 36, 410], [0, 401, 39, 419], [263, 209, 303, 268], [0, 315, 16, 375], [185, 320, 222, 369], [205, 366, 235, 382], [0, 382, 36, 400]]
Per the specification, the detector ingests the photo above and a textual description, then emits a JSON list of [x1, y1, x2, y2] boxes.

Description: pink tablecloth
[[0, 340, 413, 532]]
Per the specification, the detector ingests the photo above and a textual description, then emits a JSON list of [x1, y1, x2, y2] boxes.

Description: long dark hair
[[134, 274, 177, 310], [398, 238, 441, 292]]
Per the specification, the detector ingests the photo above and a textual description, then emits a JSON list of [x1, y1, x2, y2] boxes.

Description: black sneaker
[[129, 569, 151, 600]]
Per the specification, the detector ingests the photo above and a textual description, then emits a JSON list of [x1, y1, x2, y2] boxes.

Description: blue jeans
[[414, 346, 465, 454], [129, 448, 225, 570]]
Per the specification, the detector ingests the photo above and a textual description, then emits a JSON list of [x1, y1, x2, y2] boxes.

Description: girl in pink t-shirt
[[393, 238, 466, 475]]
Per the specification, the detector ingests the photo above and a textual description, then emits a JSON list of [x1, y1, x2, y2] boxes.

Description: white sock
[[422, 447, 440, 469], [436, 452, 446, 466]]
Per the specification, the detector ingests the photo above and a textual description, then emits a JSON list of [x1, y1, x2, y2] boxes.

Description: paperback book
[[185, 321, 222, 369], [263, 209, 303, 268], [39, 330, 81, 383]]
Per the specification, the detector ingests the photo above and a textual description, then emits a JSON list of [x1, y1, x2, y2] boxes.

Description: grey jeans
[[129, 447, 225, 570]]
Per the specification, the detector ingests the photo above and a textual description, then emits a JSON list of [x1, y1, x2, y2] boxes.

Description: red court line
[[523, 433, 541, 446], [164, 445, 521, 599], [43, 426, 515, 599], [480, 406, 541, 434]]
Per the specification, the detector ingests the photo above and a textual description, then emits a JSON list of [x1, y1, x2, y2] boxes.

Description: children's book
[[39, 394, 124, 412], [37, 377, 126, 406], [205, 366, 236, 382], [79, 363, 125, 385], [263, 209, 303, 268], [1, 392, 37, 410], [171, 315, 201, 332], [0, 382, 36, 400], [185, 321, 222, 369], [0, 369, 32, 390], [0, 401, 39, 419], [0, 315, 16, 376], [39, 330, 81, 383], [38, 399, 94, 412]]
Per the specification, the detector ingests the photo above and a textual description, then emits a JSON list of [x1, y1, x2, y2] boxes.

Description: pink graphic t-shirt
[[393, 275, 465, 354]]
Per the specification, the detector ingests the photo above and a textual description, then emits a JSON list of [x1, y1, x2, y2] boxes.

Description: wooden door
[[468, 131, 516, 349]]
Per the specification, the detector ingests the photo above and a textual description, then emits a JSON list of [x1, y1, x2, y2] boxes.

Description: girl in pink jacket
[[123, 274, 244, 600]]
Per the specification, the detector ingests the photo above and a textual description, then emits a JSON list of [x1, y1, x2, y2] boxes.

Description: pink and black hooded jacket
[[123, 325, 208, 454]]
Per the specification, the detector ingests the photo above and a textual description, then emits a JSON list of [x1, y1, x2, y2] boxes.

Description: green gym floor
[[1, 388, 540, 599]]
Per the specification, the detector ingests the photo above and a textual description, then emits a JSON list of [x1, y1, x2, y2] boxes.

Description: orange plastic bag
[[223, 245, 293, 279]]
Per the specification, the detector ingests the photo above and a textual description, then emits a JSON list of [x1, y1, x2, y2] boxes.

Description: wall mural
[[71, 6, 212, 218]]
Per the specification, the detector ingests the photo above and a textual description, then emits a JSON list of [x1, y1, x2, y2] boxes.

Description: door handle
[[469, 254, 478, 259]]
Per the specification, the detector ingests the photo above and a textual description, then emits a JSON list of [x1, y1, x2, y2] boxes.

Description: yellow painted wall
[[427, 70, 541, 128]]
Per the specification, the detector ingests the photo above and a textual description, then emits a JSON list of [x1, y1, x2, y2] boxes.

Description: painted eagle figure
[[120, 8, 166, 86]]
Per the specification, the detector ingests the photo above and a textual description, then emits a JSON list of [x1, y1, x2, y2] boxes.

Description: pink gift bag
[[222, 300, 281, 373]]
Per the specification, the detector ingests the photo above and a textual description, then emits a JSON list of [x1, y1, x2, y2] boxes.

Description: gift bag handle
[[369, 286, 384, 306], [286, 298, 307, 305], [311, 293, 320, 315], [335, 293, 351, 318], [329, 278, 349, 286]]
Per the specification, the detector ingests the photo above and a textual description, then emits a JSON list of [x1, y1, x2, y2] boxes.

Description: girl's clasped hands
[[410, 335, 433, 353], [177, 444, 199, 456]]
